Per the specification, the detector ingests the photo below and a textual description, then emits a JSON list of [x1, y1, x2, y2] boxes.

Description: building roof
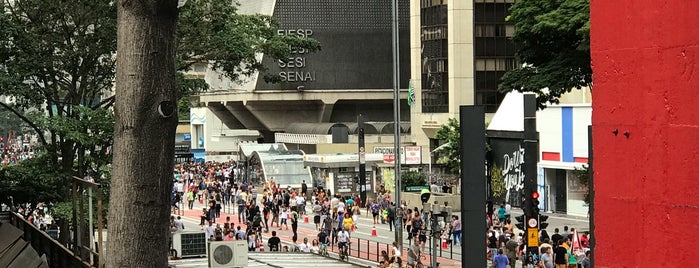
[[487, 91, 526, 132], [238, 143, 288, 158], [286, 123, 348, 135]]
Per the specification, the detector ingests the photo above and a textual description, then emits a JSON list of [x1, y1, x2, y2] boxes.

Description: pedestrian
[[290, 207, 299, 238], [186, 190, 194, 210], [407, 236, 421, 268], [301, 180, 308, 199], [553, 240, 569, 268], [280, 206, 289, 230], [391, 241, 402, 268], [313, 200, 323, 230], [371, 200, 381, 224], [504, 234, 518, 268], [351, 204, 360, 230], [493, 248, 509, 268], [497, 204, 506, 224], [504, 201, 511, 221], [451, 215, 462, 246], [540, 246, 554, 268], [579, 250, 591, 268], [200, 208, 208, 226]]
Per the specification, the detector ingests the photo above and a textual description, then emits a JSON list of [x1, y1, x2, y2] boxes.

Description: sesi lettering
[[277, 57, 305, 68]]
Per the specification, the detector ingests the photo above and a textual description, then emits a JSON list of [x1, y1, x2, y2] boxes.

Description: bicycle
[[338, 241, 350, 261], [408, 250, 426, 268]]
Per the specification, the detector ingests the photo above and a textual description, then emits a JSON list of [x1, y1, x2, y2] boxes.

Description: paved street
[[172, 200, 590, 268]]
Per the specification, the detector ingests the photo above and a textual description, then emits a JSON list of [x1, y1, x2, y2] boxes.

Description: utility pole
[[391, 0, 403, 246], [358, 114, 367, 205]]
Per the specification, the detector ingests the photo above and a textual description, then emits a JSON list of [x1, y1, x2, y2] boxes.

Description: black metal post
[[358, 114, 367, 205], [523, 94, 540, 262], [459, 105, 487, 268], [588, 125, 595, 268]]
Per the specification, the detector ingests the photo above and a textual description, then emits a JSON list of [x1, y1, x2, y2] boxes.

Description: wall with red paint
[[591, 0, 699, 267]]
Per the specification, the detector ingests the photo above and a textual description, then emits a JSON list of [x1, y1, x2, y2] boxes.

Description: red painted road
[[177, 208, 462, 267]]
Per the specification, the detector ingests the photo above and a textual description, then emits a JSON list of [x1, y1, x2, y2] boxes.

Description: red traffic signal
[[532, 192, 540, 199]]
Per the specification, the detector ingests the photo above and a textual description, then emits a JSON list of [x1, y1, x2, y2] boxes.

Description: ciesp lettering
[[277, 29, 316, 82]]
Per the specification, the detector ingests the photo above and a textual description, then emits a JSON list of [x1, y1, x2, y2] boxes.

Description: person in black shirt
[[551, 228, 563, 246], [553, 240, 569, 267], [268, 231, 281, 251]]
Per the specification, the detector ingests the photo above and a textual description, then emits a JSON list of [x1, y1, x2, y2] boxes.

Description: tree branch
[[91, 95, 115, 110], [0, 101, 48, 147]]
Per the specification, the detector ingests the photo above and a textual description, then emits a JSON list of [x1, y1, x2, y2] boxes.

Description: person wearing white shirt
[[392, 241, 402, 267], [205, 221, 215, 240], [295, 195, 306, 216], [337, 201, 346, 214], [310, 239, 320, 254], [504, 201, 511, 221], [298, 237, 311, 252]]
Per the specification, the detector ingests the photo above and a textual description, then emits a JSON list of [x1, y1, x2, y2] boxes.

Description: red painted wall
[[591, 0, 699, 267]]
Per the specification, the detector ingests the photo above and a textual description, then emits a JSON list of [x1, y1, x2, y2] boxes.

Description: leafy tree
[[0, 0, 321, 178], [573, 164, 590, 205], [402, 171, 427, 189], [0, 0, 319, 264], [434, 118, 462, 175], [0, 0, 118, 176], [0, 153, 69, 206], [499, 0, 591, 108]]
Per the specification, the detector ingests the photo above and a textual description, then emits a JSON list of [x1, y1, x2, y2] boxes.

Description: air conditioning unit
[[172, 231, 207, 258], [208, 240, 248, 268]]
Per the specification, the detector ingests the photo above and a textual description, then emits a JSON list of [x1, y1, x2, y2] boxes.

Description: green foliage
[[177, 0, 321, 83], [499, 0, 591, 108], [402, 171, 427, 188], [0, 0, 118, 177], [0, 153, 70, 205], [573, 164, 590, 205], [0, 0, 320, 186], [434, 118, 462, 175], [490, 164, 506, 198]]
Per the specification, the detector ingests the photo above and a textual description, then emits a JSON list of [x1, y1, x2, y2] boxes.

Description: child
[[280, 206, 289, 230]]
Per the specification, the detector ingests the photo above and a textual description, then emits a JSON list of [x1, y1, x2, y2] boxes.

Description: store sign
[[375, 146, 422, 164]]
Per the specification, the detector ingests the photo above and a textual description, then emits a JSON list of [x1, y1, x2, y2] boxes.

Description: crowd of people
[[169, 161, 591, 268], [486, 203, 592, 268], [0, 134, 36, 165]]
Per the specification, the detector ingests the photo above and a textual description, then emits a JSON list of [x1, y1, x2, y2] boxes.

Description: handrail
[[7, 212, 93, 268]]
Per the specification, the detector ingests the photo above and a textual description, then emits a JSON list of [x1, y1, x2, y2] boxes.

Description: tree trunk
[[106, 1, 178, 267]]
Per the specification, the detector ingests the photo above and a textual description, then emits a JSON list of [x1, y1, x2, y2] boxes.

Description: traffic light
[[531, 192, 541, 215], [539, 214, 549, 229], [358, 127, 365, 139], [515, 214, 525, 230]]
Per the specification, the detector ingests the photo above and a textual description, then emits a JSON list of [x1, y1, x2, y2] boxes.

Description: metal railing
[[251, 234, 460, 265], [7, 211, 93, 268]]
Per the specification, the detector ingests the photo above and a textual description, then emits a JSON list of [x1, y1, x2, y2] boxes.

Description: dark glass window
[[474, 2, 516, 113], [421, 2, 448, 113]]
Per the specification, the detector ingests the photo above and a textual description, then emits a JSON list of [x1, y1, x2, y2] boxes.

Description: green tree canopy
[[434, 118, 461, 175], [498, 0, 591, 108], [0, 0, 320, 180]]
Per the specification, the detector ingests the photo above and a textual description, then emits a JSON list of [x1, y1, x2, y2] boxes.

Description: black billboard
[[487, 131, 526, 207], [255, 0, 411, 90]]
